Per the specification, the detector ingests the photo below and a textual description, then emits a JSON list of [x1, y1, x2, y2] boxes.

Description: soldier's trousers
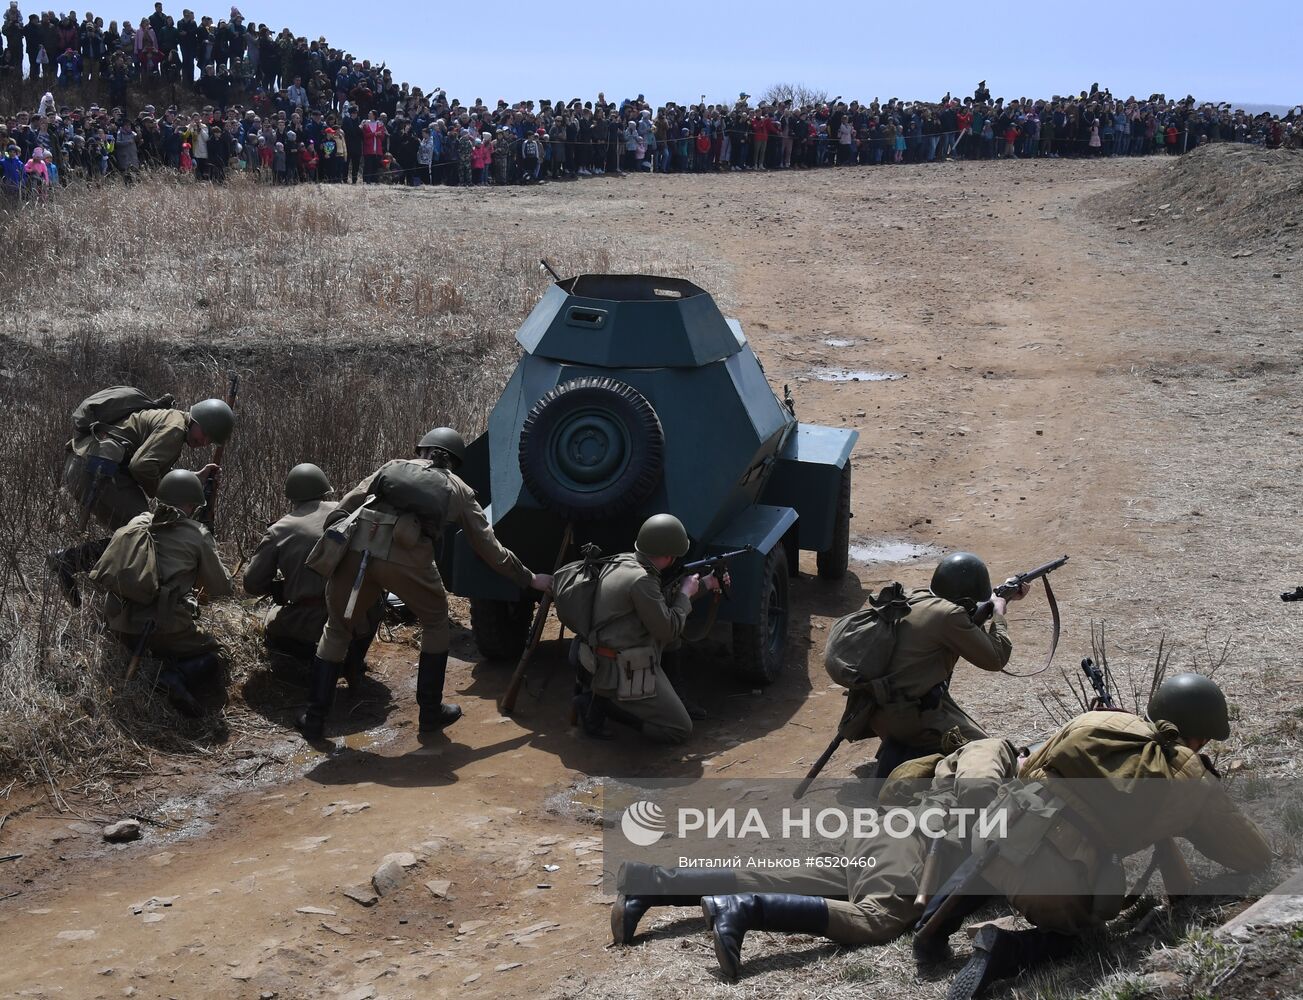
[[596, 662, 692, 745], [116, 620, 221, 661], [317, 550, 448, 662], [621, 828, 930, 944], [62, 454, 149, 531]]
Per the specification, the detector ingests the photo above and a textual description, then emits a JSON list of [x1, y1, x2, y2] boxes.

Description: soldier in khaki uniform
[[299, 428, 551, 740], [611, 735, 1019, 965], [864, 551, 1027, 779], [613, 675, 1270, 992], [572, 514, 721, 746], [243, 463, 379, 683], [50, 393, 235, 607], [939, 674, 1272, 999], [93, 470, 234, 717]]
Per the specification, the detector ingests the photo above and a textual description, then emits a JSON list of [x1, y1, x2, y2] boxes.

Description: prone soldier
[[91, 469, 234, 717], [50, 387, 235, 607], [609, 673, 1271, 995], [298, 427, 551, 740], [243, 463, 381, 684]]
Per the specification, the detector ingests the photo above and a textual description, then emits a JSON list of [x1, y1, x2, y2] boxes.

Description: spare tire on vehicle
[[518, 376, 664, 521]]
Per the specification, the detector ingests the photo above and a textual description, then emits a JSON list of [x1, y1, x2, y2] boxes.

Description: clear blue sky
[[251, 0, 1299, 108]]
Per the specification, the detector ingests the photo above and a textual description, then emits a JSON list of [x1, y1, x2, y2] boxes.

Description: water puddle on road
[[812, 368, 904, 383], [823, 338, 856, 348], [848, 539, 940, 565]]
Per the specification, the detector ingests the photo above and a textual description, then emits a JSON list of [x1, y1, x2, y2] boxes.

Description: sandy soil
[[1, 157, 1301, 1000]]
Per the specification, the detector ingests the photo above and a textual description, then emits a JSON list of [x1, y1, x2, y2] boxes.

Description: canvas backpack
[[823, 582, 913, 742], [72, 386, 174, 438], [88, 513, 160, 605], [551, 545, 626, 647], [371, 460, 452, 540]]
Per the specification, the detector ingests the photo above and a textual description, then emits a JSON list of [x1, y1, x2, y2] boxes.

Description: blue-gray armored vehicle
[[439, 273, 857, 684]]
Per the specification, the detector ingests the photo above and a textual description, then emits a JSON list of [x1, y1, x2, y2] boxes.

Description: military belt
[[592, 645, 620, 660]]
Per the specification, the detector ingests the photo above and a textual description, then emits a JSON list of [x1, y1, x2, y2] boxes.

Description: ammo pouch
[[349, 507, 398, 561], [615, 645, 657, 702], [577, 643, 621, 698], [305, 503, 369, 578], [861, 680, 948, 746]]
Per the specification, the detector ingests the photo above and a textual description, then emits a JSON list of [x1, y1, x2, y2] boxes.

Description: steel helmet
[[285, 463, 332, 502], [635, 513, 690, 559], [1147, 673, 1230, 742], [930, 552, 992, 610], [156, 469, 206, 509], [189, 398, 235, 444], [417, 426, 466, 468]]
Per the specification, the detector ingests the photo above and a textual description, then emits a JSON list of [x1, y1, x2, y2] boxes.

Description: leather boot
[[912, 879, 993, 966], [701, 893, 829, 981], [573, 691, 614, 740], [296, 656, 341, 739], [611, 862, 738, 945], [947, 925, 1074, 1000], [156, 667, 202, 718], [46, 538, 109, 608], [416, 652, 461, 730], [340, 636, 371, 690]]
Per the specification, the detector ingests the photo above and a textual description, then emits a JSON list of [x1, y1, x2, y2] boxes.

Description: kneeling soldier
[[572, 513, 721, 746], [92, 469, 234, 717], [299, 428, 551, 740], [243, 463, 380, 683]]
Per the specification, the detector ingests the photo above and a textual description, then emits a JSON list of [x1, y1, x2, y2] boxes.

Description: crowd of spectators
[[1, 5, 1300, 199]]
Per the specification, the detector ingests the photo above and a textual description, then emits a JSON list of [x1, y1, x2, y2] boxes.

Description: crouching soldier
[[298, 427, 551, 740], [50, 387, 235, 607], [571, 514, 721, 746], [90, 469, 234, 717], [243, 463, 380, 683]]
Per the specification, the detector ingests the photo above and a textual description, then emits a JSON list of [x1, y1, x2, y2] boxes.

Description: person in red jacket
[[361, 110, 387, 182], [751, 111, 770, 169]]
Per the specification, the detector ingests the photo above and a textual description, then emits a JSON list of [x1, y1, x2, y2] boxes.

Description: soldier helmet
[[930, 551, 992, 610], [417, 426, 465, 468], [156, 469, 206, 509], [635, 513, 690, 559], [1147, 673, 1230, 742], [188, 398, 235, 444], [285, 463, 332, 502]]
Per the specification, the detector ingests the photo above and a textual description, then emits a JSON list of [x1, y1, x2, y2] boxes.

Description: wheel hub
[[548, 409, 631, 491]]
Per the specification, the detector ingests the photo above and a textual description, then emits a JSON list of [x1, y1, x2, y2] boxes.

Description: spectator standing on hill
[[361, 108, 384, 181]]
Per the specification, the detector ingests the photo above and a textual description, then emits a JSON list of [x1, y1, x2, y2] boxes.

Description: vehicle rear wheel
[[518, 376, 664, 522], [470, 596, 537, 661], [817, 463, 852, 580], [731, 546, 789, 686]]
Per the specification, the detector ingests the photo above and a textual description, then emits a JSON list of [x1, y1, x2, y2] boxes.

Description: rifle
[[671, 547, 752, 596], [1282, 586, 1303, 603], [796, 556, 1069, 799], [499, 522, 574, 716], [199, 373, 240, 529], [124, 619, 156, 682], [975, 554, 1069, 678]]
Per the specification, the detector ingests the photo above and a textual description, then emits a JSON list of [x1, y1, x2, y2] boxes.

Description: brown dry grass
[[0, 172, 720, 795], [1091, 143, 1303, 254]]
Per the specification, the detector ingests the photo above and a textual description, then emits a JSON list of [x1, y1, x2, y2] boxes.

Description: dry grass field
[[0, 146, 1299, 1000]]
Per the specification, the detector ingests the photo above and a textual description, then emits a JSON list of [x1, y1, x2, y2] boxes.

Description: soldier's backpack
[[371, 460, 453, 539], [551, 544, 624, 646], [72, 386, 174, 437], [88, 514, 160, 605], [823, 582, 913, 741]]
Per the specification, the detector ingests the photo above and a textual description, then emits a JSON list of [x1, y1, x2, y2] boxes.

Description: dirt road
[[2, 157, 1300, 999]]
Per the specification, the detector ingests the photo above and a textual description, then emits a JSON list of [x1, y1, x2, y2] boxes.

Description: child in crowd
[[1, 144, 24, 197], [273, 141, 286, 183], [180, 141, 194, 174], [24, 147, 50, 202], [300, 139, 318, 182]]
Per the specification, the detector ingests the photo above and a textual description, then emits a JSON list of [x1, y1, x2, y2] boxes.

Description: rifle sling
[[1000, 574, 1061, 678]]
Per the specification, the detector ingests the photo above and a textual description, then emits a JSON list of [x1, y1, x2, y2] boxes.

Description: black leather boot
[[701, 893, 829, 981], [912, 877, 994, 966], [610, 862, 739, 945], [340, 636, 371, 690], [296, 656, 341, 739], [947, 925, 1074, 1000], [573, 691, 614, 740], [46, 538, 109, 608], [155, 667, 202, 718], [416, 652, 461, 730]]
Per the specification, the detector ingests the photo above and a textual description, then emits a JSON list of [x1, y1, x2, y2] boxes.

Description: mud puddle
[[848, 539, 940, 565], [811, 368, 905, 383]]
